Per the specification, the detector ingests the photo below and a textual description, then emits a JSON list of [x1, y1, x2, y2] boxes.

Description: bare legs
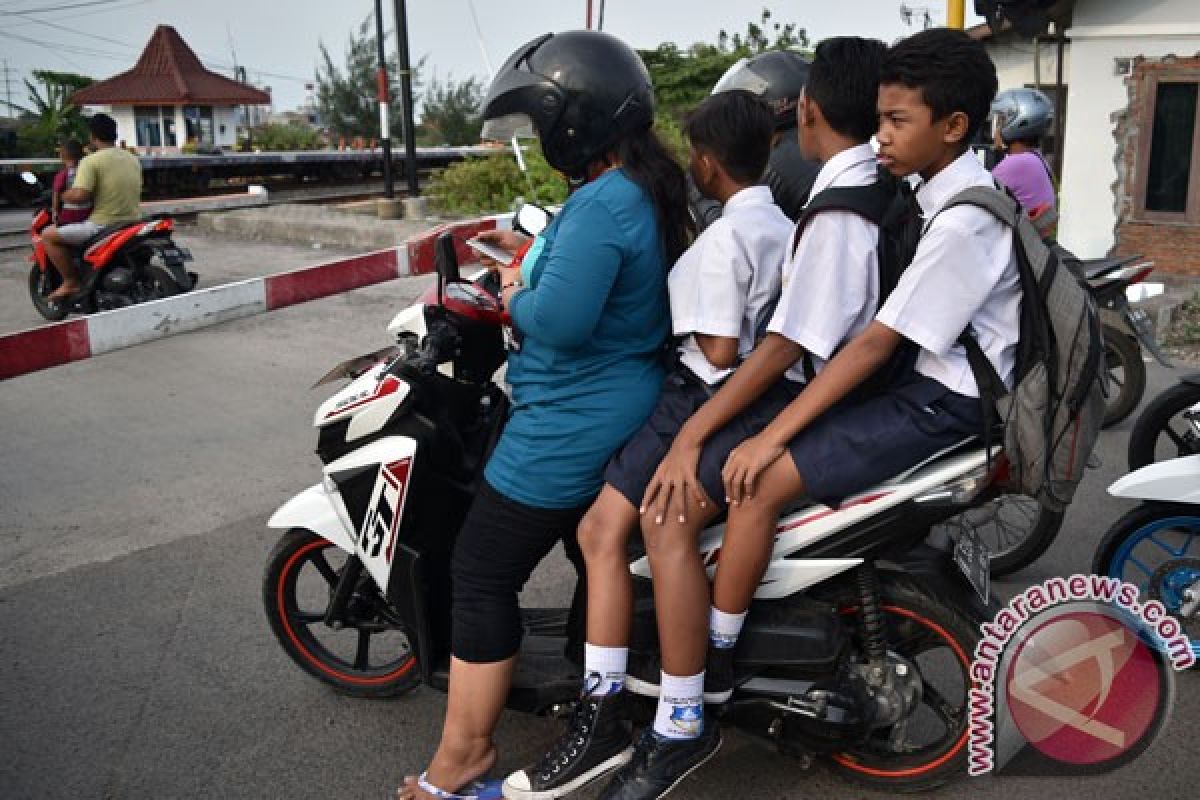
[[712, 456, 806, 615], [396, 656, 513, 799], [642, 499, 720, 676], [579, 486, 641, 647], [41, 226, 80, 301]]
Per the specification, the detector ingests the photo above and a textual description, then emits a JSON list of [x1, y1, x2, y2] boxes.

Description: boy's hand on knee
[[641, 442, 708, 525], [723, 435, 785, 506]]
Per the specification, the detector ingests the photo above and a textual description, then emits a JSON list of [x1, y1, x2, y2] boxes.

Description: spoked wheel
[[928, 494, 1064, 577], [28, 264, 68, 321], [1092, 503, 1200, 666], [1102, 326, 1146, 429], [263, 528, 421, 697], [828, 574, 979, 791], [1127, 382, 1200, 470]]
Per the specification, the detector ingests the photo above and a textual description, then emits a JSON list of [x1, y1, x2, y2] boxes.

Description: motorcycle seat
[[79, 220, 141, 251], [624, 437, 992, 562], [1078, 254, 1141, 281]]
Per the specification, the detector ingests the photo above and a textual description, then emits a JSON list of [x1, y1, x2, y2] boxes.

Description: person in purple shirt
[[989, 87, 1057, 237]]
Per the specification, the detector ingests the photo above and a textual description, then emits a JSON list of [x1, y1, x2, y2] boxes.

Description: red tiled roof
[[70, 25, 271, 106]]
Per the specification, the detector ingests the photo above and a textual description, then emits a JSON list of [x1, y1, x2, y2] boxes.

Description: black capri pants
[[450, 479, 590, 663]]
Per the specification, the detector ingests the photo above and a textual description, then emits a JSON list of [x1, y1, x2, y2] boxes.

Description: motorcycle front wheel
[[827, 573, 980, 792], [1127, 381, 1200, 470], [28, 263, 68, 321], [263, 528, 421, 698], [1092, 503, 1200, 667], [1102, 325, 1146, 429]]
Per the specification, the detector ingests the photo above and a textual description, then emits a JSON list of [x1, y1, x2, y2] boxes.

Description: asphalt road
[[1, 283, 1196, 800]]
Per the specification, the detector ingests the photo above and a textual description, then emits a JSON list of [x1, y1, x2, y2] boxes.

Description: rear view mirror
[[434, 232, 462, 300], [514, 203, 552, 237], [20, 171, 37, 185]]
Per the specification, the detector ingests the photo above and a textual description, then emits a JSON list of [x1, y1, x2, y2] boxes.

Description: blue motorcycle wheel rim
[[1107, 515, 1200, 660]]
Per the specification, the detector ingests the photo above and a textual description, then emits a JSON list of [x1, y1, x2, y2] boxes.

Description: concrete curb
[[0, 212, 512, 381]]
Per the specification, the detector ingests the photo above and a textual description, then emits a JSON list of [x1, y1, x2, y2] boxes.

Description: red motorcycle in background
[[20, 171, 197, 321]]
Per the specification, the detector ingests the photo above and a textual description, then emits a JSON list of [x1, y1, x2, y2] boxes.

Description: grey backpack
[[937, 186, 1106, 513]]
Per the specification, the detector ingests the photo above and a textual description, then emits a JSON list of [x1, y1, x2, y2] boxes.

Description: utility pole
[[392, 0, 419, 197], [947, 0, 965, 29], [375, 0, 395, 199], [1, 60, 16, 116], [586, 0, 593, 29]]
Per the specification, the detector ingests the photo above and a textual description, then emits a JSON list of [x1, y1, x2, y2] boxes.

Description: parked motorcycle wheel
[[28, 264, 68, 321], [1127, 382, 1200, 470], [1092, 503, 1200, 667], [144, 265, 188, 299], [826, 573, 980, 791], [1102, 325, 1146, 428], [263, 528, 421, 697], [928, 494, 1065, 577]]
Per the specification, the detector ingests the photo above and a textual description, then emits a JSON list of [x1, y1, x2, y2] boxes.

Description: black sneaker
[[502, 680, 633, 799], [623, 647, 735, 704], [596, 725, 722, 800]]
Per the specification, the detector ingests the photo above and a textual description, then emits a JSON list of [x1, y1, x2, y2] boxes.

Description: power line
[[0, 0, 131, 15]]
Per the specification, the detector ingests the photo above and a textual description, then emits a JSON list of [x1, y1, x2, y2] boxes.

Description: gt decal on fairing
[[358, 457, 415, 590]]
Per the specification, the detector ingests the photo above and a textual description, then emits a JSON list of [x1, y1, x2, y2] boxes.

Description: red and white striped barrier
[[0, 213, 512, 381]]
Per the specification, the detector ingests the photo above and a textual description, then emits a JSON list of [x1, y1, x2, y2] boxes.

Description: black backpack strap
[[790, 183, 892, 256], [958, 329, 1007, 472]]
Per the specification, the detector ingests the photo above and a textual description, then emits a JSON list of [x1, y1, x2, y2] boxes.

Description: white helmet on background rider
[[989, 87, 1053, 145]]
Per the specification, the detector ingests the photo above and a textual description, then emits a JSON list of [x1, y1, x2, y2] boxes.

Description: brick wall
[[1112, 54, 1200, 276]]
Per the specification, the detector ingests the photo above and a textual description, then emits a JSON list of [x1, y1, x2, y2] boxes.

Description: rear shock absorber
[[855, 564, 887, 679]]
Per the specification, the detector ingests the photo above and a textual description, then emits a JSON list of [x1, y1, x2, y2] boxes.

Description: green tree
[[426, 145, 567, 216], [315, 14, 424, 140], [639, 8, 809, 123], [13, 70, 93, 156], [419, 74, 484, 146], [251, 122, 323, 151]]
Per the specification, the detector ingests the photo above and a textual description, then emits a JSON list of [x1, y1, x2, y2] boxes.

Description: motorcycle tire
[[263, 528, 422, 698], [928, 495, 1065, 577], [144, 264, 187, 299], [1102, 325, 1146, 429], [1092, 502, 1200, 668], [1127, 381, 1200, 470], [825, 571, 981, 792], [28, 263, 68, 321]]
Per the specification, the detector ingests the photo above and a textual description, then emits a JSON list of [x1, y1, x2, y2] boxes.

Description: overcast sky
[[0, 0, 984, 114]]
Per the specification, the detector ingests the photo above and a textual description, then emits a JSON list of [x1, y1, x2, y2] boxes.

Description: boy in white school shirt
[[637, 32, 1015, 794], [596, 36, 897, 800], [502, 88, 793, 800]]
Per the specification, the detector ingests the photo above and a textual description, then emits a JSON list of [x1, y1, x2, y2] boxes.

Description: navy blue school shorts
[[605, 369, 801, 510], [786, 372, 982, 507]]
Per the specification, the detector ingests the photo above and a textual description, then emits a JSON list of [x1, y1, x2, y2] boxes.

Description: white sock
[[653, 671, 705, 740], [584, 643, 628, 695], [709, 607, 747, 650]]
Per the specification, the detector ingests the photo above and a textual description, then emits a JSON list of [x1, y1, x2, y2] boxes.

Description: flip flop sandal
[[414, 771, 504, 800]]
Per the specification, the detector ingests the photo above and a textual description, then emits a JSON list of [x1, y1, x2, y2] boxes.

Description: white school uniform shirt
[[672, 185, 792, 385], [875, 151, 1021, 398], [767, 142, 881, 383]]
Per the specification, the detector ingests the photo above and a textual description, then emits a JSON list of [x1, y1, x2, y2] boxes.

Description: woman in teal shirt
[[398, 32, 692, 800]]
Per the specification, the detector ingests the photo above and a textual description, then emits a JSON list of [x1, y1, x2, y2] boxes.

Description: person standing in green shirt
[[43, 112, 143, 304]]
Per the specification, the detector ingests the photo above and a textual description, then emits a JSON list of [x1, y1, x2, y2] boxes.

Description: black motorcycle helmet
[[480, 31, 655, 183], [712, 50, 810, 131]]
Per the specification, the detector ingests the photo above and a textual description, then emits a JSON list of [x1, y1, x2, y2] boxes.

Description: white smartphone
[[465, 236, 515, 265]]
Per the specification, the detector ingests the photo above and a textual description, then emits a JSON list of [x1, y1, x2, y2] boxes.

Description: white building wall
[[987, 34, 1071, 91], [213, 106, 239, 148], [82, 105, 136, 148], [1059, 0, 1200, 257]]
